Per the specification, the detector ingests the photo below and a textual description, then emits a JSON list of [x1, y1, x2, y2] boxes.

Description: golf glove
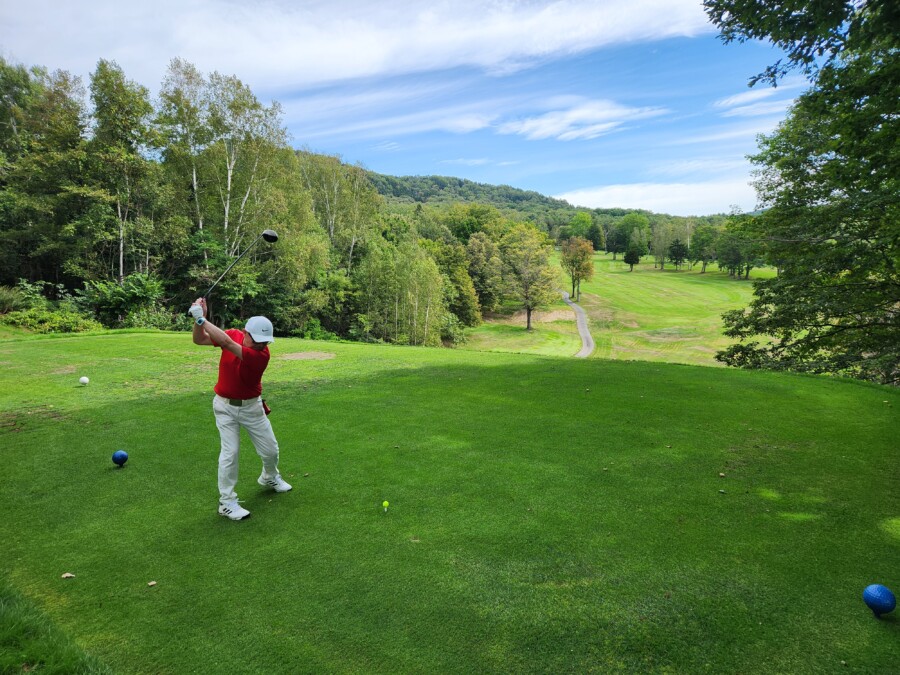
[[188, 304, 204, 320]]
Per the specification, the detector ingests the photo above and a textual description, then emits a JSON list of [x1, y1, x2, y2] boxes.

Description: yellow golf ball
[[382, 500, 389, 508]]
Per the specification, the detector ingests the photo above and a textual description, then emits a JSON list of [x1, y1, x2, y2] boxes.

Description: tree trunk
[[526, 307, 532, 330], [117, 199, 125, 285]]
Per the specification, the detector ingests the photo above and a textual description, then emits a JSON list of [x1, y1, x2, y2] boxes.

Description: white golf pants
[[212, 395, 280, 503]]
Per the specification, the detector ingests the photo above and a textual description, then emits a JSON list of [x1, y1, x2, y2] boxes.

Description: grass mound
[[1, 333, 898, 673]]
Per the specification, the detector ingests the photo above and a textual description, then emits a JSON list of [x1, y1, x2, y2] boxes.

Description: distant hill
[[366, 172, 599, 224], [365, 172, 679, 228]]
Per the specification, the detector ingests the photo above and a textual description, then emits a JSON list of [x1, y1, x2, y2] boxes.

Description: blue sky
[[0, 1, 803, 216]]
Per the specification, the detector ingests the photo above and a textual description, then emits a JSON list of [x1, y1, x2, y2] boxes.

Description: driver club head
[[262, 229, 279, 243]]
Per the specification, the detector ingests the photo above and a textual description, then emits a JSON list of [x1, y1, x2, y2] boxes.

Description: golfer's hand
[[189, 304, 204, 320], [198, 297, 208, 316]]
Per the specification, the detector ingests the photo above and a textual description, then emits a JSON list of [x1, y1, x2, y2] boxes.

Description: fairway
[[576, 254, 765, 365], [2, 333, 899, 673], [463, 253, 766, 364]]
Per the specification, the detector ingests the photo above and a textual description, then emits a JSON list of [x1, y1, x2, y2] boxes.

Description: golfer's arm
[[192, 321, 213, 345], [201, 321, 243, 359]]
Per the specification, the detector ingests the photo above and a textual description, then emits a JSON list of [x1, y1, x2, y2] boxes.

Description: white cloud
[[499, 99, 667, 141], [556, 179, 757, 216], [720, 99, 794, 117], [371, 141, 401, 152], [288, 101, 499, 140], [0, 0, 713, 92], [714, 88, 776, 109]]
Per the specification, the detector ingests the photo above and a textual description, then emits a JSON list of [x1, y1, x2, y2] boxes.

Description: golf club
[[202, 229, 279, 299]]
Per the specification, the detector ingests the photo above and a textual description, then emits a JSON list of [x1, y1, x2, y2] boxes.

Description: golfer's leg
[[213, 396, 241, 502], [242, 400, 280, 479]]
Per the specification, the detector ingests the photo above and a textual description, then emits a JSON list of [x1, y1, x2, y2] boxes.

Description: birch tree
[[205, 73, 286, 257], [89, 59, 154, 284]]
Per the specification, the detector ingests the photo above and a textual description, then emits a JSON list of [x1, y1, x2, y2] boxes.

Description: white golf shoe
[[218, 500, 251, 520], [257, 474, 292, 493]]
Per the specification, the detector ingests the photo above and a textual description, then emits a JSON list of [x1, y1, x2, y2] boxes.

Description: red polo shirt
[[213, 328, 270, 399]]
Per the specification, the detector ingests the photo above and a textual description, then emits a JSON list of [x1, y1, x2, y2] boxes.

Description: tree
[[0, 63, 101, 286], [566, 211, 593, 241], [441, 203, 504, 243], [651, 222, 673, 270], [689, 225, 719, 273], [465, 232, 504, 313], [89, 59, 155, 284], [667, 239, 689, 270], [500, 224, 557, 330], [421, 238, 481, 326], [703, 0, 900, 85], [586, 222, 605, 251], [609, 212, 649, 260], [560, 237, 594, 300], [157, 59, 212, 258], [623, 242, 642, 272], [708, 0, 900, 383], [205, 72, 286, 258]]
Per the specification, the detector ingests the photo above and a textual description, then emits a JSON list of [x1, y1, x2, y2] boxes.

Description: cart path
[[561, 291, 595, 358]]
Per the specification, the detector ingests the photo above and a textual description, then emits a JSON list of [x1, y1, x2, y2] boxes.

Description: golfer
[[189, 298, 291, 521]]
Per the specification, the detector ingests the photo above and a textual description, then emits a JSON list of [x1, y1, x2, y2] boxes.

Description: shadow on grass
[[2, 356, 899, 673]]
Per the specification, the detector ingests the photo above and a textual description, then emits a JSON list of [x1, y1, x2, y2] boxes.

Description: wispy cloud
[[371, 141, 401, 152], [499, 99, 667, 141], [720, 100, 794, 117], [714, 89, 776, 109], [0, 1, 713, 92], [670, 117, 785, 146], [557, 179, 757, 216]]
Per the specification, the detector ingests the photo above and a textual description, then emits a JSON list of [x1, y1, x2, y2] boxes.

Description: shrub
[[0, 286, 27, 314], [440, 313, 468, 346], [121, 306, 188, 331], [295, 317, 338, 341], [0, 308, 103, 334], [78, 274, 164, 326]]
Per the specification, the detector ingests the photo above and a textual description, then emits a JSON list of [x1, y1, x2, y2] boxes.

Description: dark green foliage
[[78, 273, 164, 326], [711, 0, 900, 383], [420, 238, 481, 326], [623, 241, 643, 271], [667, 238, 689, 269], [465, 232, 504, 313], [585, 223, 605, 251], [0, 286, 27, 314], [689, 224, 719, 272], [704, 0, 900, 85]]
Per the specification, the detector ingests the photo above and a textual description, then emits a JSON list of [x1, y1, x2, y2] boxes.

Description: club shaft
[[203, 233, 264, 299]]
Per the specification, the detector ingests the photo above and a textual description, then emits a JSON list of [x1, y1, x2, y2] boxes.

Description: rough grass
[[460, 296, 582, 357], [0, 577, 112, 674], [2, 332, 898, 674]]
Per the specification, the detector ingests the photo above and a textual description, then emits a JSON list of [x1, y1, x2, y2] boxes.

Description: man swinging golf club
[[189, 297, 291, 520]]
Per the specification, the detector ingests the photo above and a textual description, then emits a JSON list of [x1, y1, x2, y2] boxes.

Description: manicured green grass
[[460, 297, 581, 357], [578, 254, 764, 365], [2, 332, 898, 673]]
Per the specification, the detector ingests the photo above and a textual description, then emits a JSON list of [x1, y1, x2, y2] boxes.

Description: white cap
[[245, 316, 275, 343]]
